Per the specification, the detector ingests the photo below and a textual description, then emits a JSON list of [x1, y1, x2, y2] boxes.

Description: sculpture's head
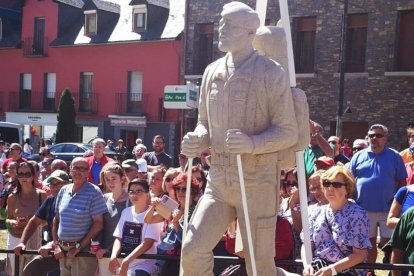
[[218, 1, 260, 53], [253, 25, 289, 77]]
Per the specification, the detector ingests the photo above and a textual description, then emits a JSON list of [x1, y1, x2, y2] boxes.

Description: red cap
[[314, 156, 335, 167]]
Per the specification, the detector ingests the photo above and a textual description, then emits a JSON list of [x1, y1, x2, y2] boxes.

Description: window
[[345, 14, 368, 72], [44, 73, 56, 110], [19, 73, 32, 109], [84, 11, 97, 35], [195, 23, 214, 74], [133, 5, 147, 32], [293, 17, 316, 73], [127, 71, 143, 113], [395, 10, 414, 71], [80, 72, 93, 112], [33, 17, 45, 55]]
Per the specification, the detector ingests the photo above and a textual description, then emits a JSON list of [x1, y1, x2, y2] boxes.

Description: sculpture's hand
[[181, 132, 202, 158], [226, 130, 253, 154]]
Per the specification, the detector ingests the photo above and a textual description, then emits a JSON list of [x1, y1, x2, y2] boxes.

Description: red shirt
[[2, 157, 27, 173]]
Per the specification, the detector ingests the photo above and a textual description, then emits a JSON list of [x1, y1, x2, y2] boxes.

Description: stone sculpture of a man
[[181, 2, 298, 275]]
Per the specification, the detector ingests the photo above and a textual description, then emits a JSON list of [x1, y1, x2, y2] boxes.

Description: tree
[[55, 88, 76, 143]]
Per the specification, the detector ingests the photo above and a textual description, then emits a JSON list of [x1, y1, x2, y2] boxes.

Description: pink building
[[0, 0, 184, 155]]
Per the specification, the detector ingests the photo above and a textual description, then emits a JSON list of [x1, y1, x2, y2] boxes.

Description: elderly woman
[[302, 166, 371, 276]]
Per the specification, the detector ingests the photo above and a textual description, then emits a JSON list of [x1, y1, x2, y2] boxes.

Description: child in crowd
[[93, 162, 130, 276], [109, 179, 162, 276]]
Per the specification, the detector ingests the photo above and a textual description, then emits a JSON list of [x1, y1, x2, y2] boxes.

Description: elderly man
[[134, 143, 147, 160], [181, 2, 298, 275], [1, 143, 27, 173], [350, 124, 407, 264], [142, 135, 172, 170], [14, 170, 70, 276], [52, 157, 107, 275], [87, 138, 113, 184]]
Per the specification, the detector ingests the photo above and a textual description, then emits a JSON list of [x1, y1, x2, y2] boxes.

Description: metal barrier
[[2, 249, 413, 276]]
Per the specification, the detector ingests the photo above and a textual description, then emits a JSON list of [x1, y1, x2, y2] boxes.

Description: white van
[[0, 122, 23, 148]]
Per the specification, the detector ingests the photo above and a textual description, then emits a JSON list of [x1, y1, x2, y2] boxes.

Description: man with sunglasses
[[52, 157, 107, 275], [349, 124, 407, 265], [1, 143, 27, 174], [14, 169, 70, 276]]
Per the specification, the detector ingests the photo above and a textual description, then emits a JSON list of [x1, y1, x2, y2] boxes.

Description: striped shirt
[[55, 182, 107, 241]]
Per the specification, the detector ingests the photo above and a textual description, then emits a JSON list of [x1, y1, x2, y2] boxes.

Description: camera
[[155, 195, 179, 219]]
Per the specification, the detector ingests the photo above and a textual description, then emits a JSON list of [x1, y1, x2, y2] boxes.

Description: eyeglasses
[[328, 141, 338, 145], [165, 177, 172, 182], [10, 148, 20, 151], [128, 189, 146, 195], [174, 187, 187, 193], [368, 133, 385, 139], [322, 181, 346, 188], [41, 161, 52, 166], [17, 172, 33, 178], [50, 181, 65, 187], [353, 147, 364, 152], [284, 181, 298, 187], [71, 166, 89, 172]]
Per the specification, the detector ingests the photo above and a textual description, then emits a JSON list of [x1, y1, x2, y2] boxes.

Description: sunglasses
[[17, 172, 33, 178], [322, 181, 346, 188], [10, 148, 20, 151], [41, 161, 52, 166], [329, 141, 338, 145], [353, 147, 364, 152], [368, 133, 385, 139], [165, 177, 173, 182], [284, 181, 298, 187], [125, 168, 137, 173], [128, 189, 146, 195]]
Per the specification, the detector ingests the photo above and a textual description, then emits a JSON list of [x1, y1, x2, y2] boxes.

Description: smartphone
[[155, 195, 179, 219]]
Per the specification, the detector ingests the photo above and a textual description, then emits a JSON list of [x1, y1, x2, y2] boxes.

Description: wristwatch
[[75, 242, 81, 249], [292, 204, 301, 212], [330, 266, 337, 276]]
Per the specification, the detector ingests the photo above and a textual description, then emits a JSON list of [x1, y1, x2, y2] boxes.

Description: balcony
[[72, 92, 99, 114], [8, 91, 58, 112], [115, 92, 147, 115], [22, 37, 48, 57]]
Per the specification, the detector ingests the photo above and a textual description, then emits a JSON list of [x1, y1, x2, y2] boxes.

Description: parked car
[[27, 143, 119, 163]]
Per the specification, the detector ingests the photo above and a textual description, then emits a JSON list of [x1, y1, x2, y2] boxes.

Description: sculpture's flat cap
[[221, 1, 260, 31]]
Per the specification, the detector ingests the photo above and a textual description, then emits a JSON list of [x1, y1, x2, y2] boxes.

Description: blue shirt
[[349, 146, 407, 212], [394, 186, 414, 214], [55, 182, 107, 241], [91, 161, 102, 184], [35, 196, 56, 236]]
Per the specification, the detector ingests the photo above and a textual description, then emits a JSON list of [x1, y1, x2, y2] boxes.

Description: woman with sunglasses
[[279, 167, 302, 259], [93, 162, 130, 276], [302, 165, 371, 276], [145, 172, 201, 276], [5, 162, 47, 275]]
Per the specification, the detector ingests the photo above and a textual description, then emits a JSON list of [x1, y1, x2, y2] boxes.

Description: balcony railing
[[72, 92, 99, 113], [22, 37, 48, 57], [8, 91, 58, 112], [115, 92, 146, 115]]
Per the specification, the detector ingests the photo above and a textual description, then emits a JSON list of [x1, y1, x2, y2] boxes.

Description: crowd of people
[[0, 122, 413, 275]]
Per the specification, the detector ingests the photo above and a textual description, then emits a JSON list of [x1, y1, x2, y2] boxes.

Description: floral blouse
[[307, 200, 371, 275]]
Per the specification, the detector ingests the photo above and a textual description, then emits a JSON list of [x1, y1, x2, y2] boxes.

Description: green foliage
[[55, 88, 76, 143]]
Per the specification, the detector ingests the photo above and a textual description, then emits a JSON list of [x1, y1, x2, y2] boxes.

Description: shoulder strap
[[324, 207, 347, 257]]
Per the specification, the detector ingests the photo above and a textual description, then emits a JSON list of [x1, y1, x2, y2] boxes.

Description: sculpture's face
[[218, 18, 251, 53]]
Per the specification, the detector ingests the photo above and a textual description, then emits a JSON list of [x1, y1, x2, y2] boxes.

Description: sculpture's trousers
[[182, 164, 281, 276]]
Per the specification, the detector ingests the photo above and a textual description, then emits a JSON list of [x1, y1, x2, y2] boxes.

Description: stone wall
[[184, 0, 414, 150]]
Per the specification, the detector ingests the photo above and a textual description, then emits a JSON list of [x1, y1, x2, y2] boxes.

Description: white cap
[[136, 158, 148, 173]]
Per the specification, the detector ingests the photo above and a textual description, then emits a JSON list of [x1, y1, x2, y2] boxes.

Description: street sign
[[164, 84, 199, 109]]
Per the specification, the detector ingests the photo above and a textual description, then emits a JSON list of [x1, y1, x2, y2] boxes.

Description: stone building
[[183, 0, 414, 150]]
